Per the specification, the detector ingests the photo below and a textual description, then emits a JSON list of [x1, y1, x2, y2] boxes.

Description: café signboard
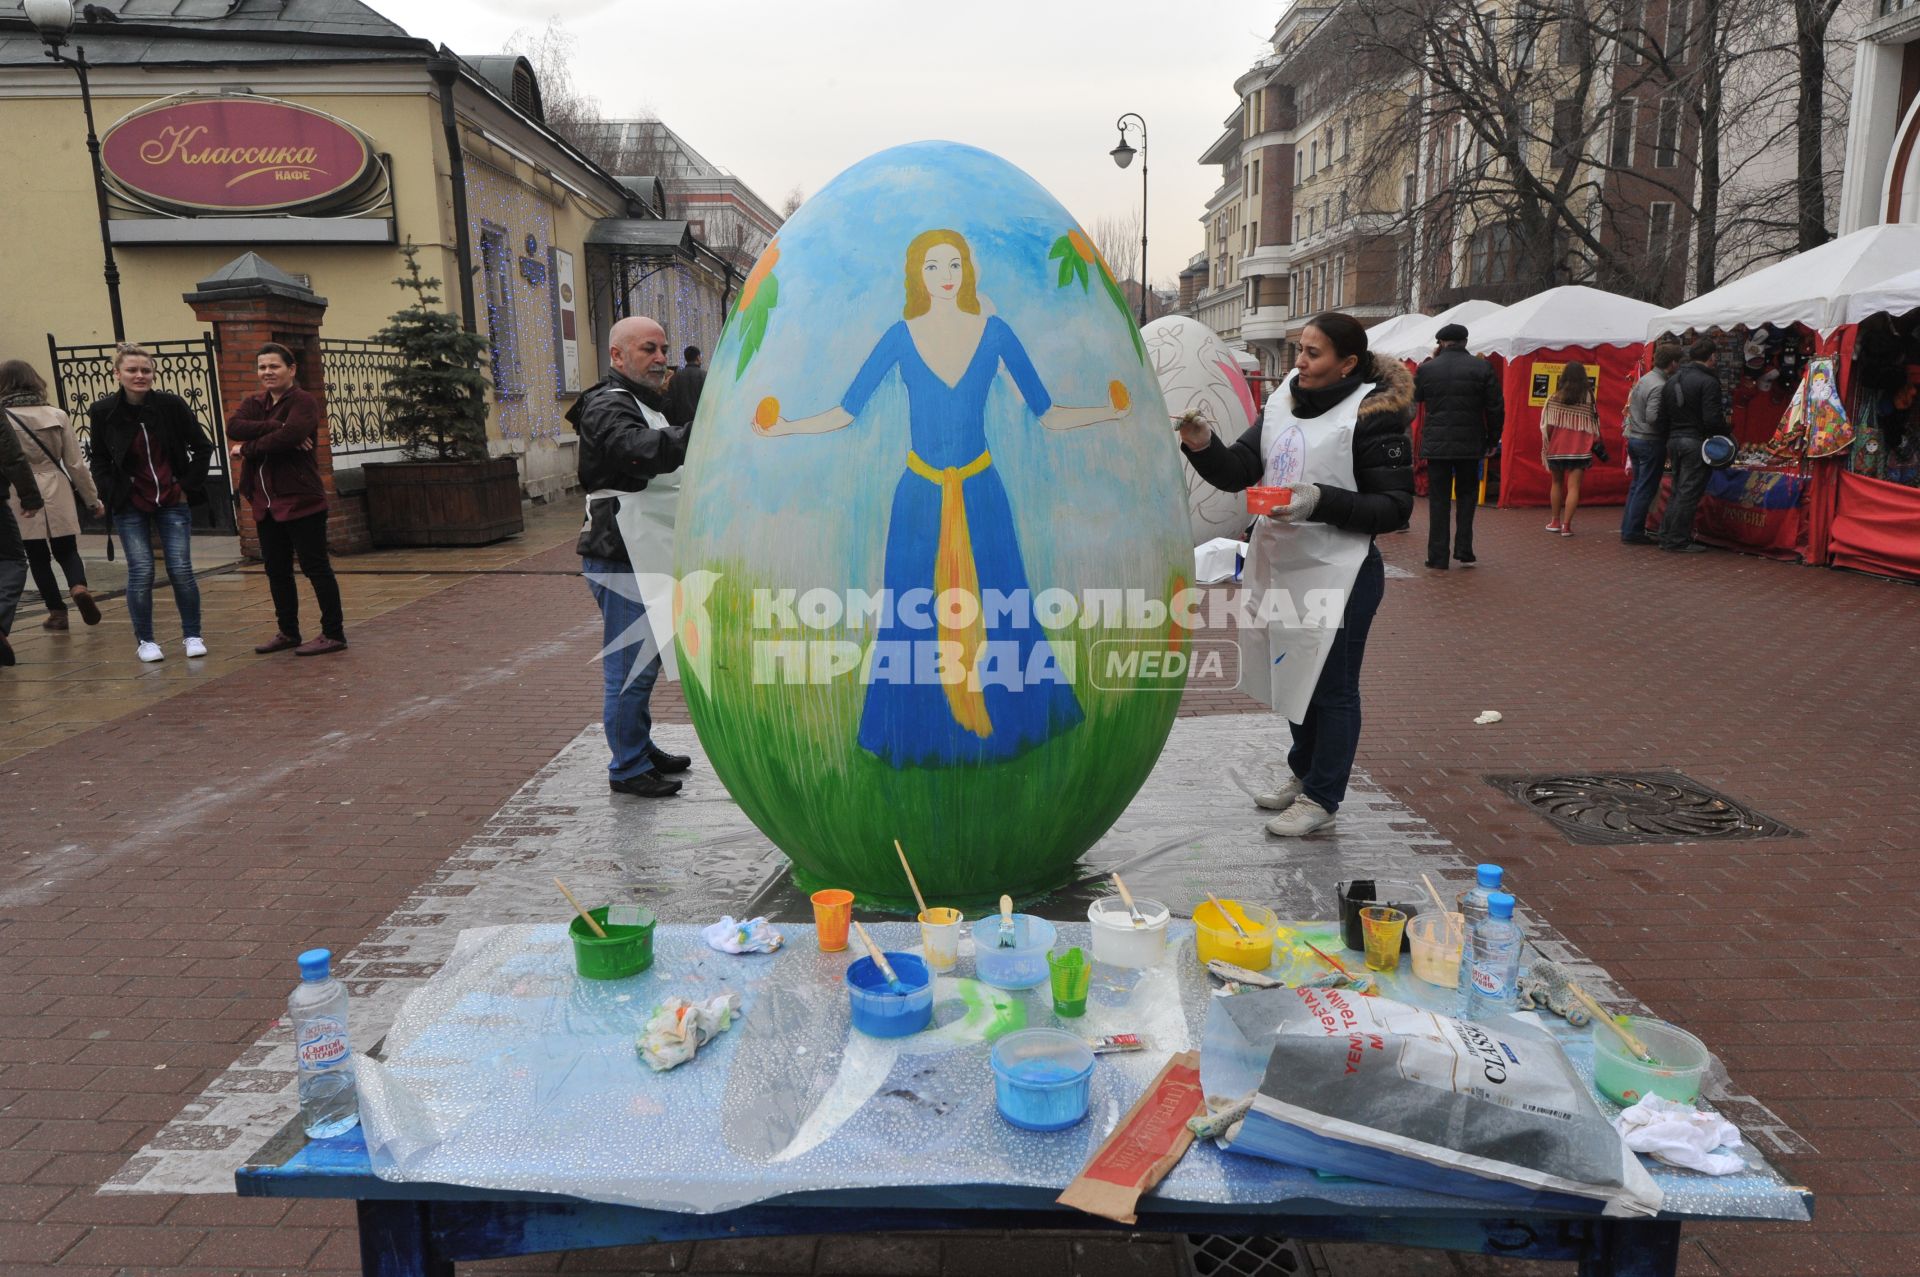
[[101, 95, 379, 216]]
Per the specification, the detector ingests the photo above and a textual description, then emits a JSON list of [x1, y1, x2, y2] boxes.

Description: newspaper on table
[[1206, 986, 1663, 1218]]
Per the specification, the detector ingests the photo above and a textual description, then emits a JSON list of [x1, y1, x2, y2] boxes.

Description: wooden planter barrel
[[362, 457, 525, 548]]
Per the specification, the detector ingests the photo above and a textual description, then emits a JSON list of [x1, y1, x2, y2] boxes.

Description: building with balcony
[[1189, 4, 1410, 379]]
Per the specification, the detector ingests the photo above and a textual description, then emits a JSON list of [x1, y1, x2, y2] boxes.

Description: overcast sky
[[372, 0, 1280, 287]]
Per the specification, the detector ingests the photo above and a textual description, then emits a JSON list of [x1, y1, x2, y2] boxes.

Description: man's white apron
[[1237, 377, 1372, 723], [582, 391, 693, 681]]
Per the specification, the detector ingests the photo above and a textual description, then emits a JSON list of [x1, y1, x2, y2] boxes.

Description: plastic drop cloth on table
[[358, 921, 1233, 1214], [1198, 938, 1810, 1223]]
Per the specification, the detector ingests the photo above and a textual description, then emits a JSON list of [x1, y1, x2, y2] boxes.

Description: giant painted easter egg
[[1143, 316, 1259, 545], [673, 141, 1192, 909]]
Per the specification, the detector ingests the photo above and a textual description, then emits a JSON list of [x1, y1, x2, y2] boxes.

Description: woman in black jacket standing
[[87, 344, 214, 663], [1178, 312, 1415, 837]]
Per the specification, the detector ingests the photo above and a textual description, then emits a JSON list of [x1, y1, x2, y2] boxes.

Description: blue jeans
[[584, 558, 661, 780], [1621, 438, 1664, 540], [114, 505, 200, 643], [1288, 545, 1386, 814]]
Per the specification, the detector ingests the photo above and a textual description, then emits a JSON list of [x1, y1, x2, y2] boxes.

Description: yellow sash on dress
[[905, 448, 993, 739]]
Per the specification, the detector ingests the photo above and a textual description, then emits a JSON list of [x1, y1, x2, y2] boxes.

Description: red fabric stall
[[1495, 344, 1640, 507], [1825, 470, 1920, 580]]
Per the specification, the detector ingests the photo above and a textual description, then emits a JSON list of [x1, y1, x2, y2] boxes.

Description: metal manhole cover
[[1491, 771, 1798, 845]]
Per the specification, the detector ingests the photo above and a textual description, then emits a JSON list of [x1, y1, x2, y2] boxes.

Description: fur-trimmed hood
[[1358, 354, 1416, 425]]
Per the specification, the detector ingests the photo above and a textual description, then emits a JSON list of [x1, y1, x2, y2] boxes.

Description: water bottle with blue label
[[288, 948, 359, 1139], [1464, 892, 1521, 1020]]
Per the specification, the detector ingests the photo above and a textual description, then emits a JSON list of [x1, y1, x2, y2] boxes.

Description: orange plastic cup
[[1247, 486, 1291, 516], [811, 889, 854, 951]]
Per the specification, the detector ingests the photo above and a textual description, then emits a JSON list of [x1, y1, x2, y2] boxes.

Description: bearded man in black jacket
[[568, 316, 695, 798]]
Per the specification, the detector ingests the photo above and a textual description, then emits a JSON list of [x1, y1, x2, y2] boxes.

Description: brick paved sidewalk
[[1, 503, 1914, 1275]]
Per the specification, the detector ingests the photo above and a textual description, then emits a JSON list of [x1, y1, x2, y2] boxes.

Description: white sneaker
[[1264, 797, 1334, 837], [1254, 775, 1305, 811], [136, 641, 164, 663], [184, 637, 207, 658]]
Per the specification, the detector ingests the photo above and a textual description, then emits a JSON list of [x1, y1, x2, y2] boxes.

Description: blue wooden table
[[237, 1095, 1809, 1277], [238, 922, 1810, 1276]]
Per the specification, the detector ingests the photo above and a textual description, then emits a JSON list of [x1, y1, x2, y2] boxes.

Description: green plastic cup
[[1048, 946, 1091, 1018], [570, 905, 656, 980]]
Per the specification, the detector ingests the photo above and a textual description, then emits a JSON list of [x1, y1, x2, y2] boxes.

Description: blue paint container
[[970, 915, 1057, 990], [844, 952, 934, 1038], [991, 1028, 1095, 1131]]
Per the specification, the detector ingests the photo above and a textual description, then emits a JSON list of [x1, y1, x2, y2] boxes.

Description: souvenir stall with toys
[[1646, 225, 1920, 574], [1454, 287, 1663, 509], [1816, 272, 1920, 581]]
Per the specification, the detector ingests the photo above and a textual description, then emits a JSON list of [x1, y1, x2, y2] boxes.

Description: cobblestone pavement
[[1, 503, 1915, 1275]]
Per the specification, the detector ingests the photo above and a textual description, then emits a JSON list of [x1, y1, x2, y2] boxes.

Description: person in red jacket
[[225, 343, 346, 656]]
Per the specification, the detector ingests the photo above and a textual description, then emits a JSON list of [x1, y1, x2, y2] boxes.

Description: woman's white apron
[[1237, 378, 1373, 723]]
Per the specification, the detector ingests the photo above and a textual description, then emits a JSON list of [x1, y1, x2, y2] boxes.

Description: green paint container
[[570, 905, 656, 980]]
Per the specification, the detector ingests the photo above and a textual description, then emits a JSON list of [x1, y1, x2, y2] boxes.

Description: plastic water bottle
[[1465, 892, 1522, 1020], [1458, 863, 1505, 935], [289, 948, 359, 1139]]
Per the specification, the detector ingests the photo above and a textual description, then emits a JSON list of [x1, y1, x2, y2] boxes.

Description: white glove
[[1276, 484, 1320, 523]]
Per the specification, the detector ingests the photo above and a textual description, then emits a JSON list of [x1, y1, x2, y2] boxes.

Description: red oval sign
[[101, 96, 376, 215]]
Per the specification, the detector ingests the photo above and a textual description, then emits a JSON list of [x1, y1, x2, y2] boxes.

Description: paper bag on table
[[1057, 1050, 1205, 1225]]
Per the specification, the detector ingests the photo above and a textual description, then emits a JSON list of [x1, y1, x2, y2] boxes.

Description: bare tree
[[1329, 0, 1818, 304], [1791, 0, 1847, 249], [505, 21, 607, 162], [780, 187, 805, 220], [1093, 209, 1144, 290]]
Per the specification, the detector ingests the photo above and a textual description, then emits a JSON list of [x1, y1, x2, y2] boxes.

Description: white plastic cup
[[1087, 895, 1170, 968]]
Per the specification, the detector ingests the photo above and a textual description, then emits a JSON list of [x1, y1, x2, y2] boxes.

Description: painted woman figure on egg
[[754, 228, 1127, 770]]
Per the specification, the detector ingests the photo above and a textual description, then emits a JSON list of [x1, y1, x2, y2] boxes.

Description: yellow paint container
[[1193, 899, 1279, 971]]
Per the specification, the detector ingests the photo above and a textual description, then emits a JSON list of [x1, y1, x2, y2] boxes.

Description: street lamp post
[[1108, 113, 1149, 325], [26, 0, 126, 342]]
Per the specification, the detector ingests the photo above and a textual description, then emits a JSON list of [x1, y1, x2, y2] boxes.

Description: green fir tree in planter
[[374, 241, 492, 461]]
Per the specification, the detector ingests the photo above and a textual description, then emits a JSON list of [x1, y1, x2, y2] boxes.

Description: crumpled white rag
[[637, 993, 742, 1071], [702, 915, 783, 954], [1613, 1095, 1745, 1175]]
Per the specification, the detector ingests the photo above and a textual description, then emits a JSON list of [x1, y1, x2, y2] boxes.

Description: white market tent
[[1647, 223, 1920, 338], [1374, 298, 1507, 361], [1363, 311, 1426, 349], [1837, 265, 1920, 329], [1467, 285, 1661, 359]]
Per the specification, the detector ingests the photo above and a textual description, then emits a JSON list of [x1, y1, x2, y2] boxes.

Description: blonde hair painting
[[902, 229, 980, 319]]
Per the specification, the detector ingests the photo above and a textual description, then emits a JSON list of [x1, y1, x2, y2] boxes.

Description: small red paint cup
[[1247, 486, 1291, 516]]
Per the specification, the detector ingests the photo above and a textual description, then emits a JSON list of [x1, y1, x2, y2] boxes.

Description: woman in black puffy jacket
[[1178, 311, 1414, 837]]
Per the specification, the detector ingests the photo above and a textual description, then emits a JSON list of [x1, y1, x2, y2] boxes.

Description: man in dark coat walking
[[1413, 323, 1503, 569]]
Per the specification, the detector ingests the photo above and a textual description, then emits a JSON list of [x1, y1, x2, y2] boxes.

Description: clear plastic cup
[[1360, 906, 1408, 973], [917, 907, 965, 973], [1048, 947, 1091, 1017], [1407, 912, 1464, 988]]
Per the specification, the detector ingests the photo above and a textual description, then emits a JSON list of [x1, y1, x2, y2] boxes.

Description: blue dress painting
[[756, 228, 1128, 769]]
